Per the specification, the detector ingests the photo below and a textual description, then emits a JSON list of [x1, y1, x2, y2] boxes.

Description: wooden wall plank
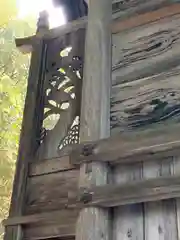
[[3, 210, 78, 227], [113, 164, 143, 240], [112, 0, 180, 20], [172, 157, 180, 238], [29, 156, 75, 177], [24, 224, 75, 240], [112, 4, 180, 33], [26, 169, 79, 214], [111, 7, 180, 240], [18, 171, 180, 215], [144, 159, 178, 239], [111, 14, 180, 137]]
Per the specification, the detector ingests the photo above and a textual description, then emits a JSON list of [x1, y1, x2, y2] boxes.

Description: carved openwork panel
[[37, 29, 85, 159]]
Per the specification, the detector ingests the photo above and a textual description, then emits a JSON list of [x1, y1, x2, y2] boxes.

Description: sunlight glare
[[17, 0, 66, 28]]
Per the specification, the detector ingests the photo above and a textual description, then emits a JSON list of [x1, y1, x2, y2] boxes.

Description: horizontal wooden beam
[[26, 174, 180, 211], [15, 16, 87, 53], [69, 126, 180, 166], [112, 3, 180, 34], [24, 224, 75, 240], [15, 36, 34, 54], [81, 175, 180, 207], [29, 155, 75, 177], [7, 175, 180, 237], [29, 141, 180, 177], [16, 4, 180, 54], [3, 209, 78, 227], [29, 126, 180, 176]]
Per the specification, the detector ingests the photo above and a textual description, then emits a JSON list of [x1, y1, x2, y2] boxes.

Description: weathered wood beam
[[76, 0, 112, 239], [23, 224, 75, 240], [112, 3, 180, 33], [80, 175, 180, 207], [5, 175, 180, 217], [16, 3, 180, 54], [29, 139, 180, 177], [112, 0, 180, 20], [3, 209, 78, 227], [15, 16, 87, 53], [26, 168, 79, 214], [69, 130, 180, 166], [29, 155, 75, 177], [15, 37, 33, 54], [29, 123, 180, 176]]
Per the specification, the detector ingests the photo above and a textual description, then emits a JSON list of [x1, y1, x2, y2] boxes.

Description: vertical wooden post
[[4, 11, 49, 240], [76, 0, 112, 240]]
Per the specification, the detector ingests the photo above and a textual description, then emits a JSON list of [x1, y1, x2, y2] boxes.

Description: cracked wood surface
[[111, 13, 180, 137], [111, 5, 180, 240]]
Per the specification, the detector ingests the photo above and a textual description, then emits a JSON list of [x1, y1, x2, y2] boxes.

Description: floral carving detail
[[36, 30, 85, 159]]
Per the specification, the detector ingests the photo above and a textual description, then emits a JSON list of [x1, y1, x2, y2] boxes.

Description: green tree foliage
[[0, 0, 17, 26], [0, 17, 35, 239]]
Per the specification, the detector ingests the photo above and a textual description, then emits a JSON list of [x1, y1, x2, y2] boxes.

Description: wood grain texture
[[111, 13, 180, 136], [112, 0, 180, 20], [3, 209, 78, 227], [81, 175, 180, 207], [172, 158, 180, 239], [26, 169, 79, 214], [144, 158, 178, 240], [29, 155, 75, 177], [113, 164, 143, 240], [69, 131, 180, 166], [24, 224, 75, 240], [29, 133, 180, 176], [24, 169, 180, 214], [76, 0, 112, 240], [112, 3, 180, 33], [111, 12, 180, 239]]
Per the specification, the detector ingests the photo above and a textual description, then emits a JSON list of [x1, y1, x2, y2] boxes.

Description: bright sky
[[17, 0, 66, 28]]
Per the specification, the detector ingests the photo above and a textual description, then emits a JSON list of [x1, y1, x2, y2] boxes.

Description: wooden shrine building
[[4, 0, 180, 239]]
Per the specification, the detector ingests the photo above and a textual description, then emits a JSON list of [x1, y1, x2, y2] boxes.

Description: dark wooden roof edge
[[15, 37, 34, 54], [15, 16, 87, 54]]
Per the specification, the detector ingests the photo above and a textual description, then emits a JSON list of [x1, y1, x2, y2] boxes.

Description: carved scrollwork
[[59, 118, 80, 149], [36, 30, 85, 159]]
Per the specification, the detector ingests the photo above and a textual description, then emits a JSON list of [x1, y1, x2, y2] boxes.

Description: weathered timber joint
[[82, 144, 95, 156], [69, 143, 96, 166], [79, 188, 93, 204]]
